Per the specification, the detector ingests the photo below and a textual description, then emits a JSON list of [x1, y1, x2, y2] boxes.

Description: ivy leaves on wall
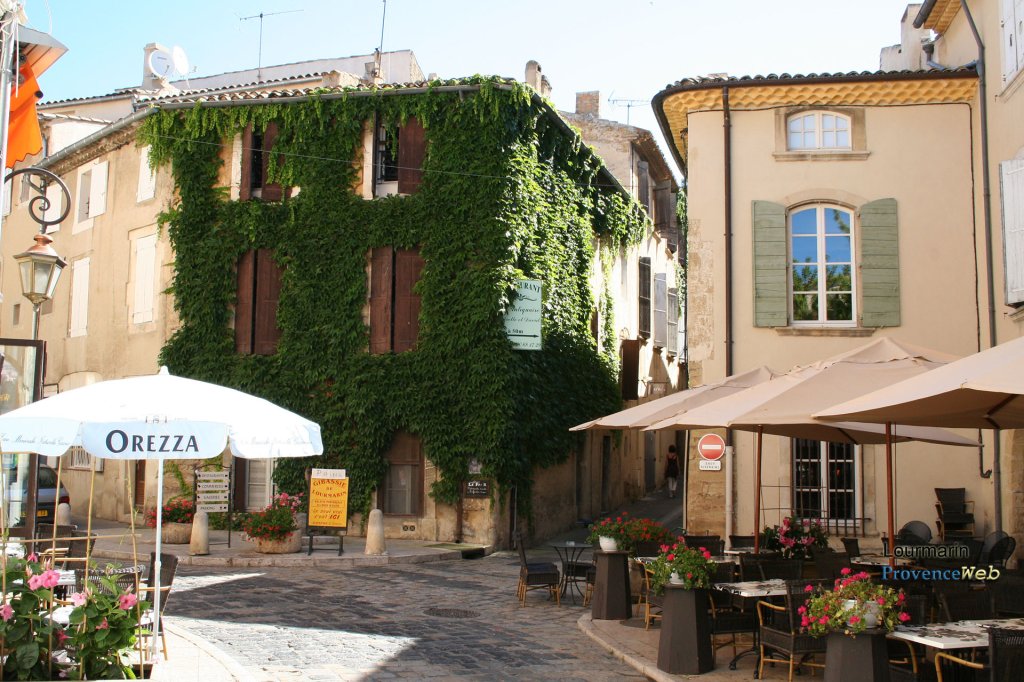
[[141, 79, 645, 519]]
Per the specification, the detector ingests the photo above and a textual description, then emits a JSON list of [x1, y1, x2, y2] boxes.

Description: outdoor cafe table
[[852, 554, 916, 568], [887, 617, 1024, 651], [549, 541, 590, 605]]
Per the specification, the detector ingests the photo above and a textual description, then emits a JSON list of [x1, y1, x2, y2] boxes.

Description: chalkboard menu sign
[[464, 480, 490, 498]]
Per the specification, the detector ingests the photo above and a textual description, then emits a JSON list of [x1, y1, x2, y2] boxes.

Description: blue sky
[[23, 0, 915, 171]]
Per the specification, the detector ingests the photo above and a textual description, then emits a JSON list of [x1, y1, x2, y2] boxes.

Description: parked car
[[33, 464, 70, 521]]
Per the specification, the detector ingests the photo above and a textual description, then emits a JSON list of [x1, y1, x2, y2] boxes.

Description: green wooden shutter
[[859, 198, 900, 327], [751, 200, 788, 327]]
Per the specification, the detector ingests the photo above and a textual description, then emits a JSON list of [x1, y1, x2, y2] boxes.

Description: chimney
[[540, 74, 552, 99], [575, 91, 601, 118], [525, 60, 543, 92], [142, 43, 170, 91]]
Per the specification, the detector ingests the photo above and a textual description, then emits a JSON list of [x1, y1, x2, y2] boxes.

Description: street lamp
[[14, 230, 65, 338]]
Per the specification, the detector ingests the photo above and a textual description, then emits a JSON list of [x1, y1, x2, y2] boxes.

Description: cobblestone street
[[165, 553, 645, 681]]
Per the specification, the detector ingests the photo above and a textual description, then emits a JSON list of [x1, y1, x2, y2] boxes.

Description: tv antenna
[[607, 94, 650, 125], [240, 9, 303, 81]]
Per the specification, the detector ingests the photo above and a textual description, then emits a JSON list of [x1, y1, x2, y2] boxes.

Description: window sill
[[773, 151, 870, 162], [774, 327, 876, 337], [1008, 305, 1024, 323]]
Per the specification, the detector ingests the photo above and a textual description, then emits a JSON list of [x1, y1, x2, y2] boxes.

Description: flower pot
[[824, 629, 889, 682], [161, 522, 193, 545], [669, 571, 685, 585], [255, 533, 301, 554], [844, 599, 881, 629], [598, 536, 619, 552]]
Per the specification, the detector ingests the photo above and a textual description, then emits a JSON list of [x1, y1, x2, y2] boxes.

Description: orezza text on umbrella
[[104, 430, 199, 454]]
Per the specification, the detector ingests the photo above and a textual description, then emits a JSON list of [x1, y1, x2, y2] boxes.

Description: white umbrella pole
[[151, 461, 163, 660]]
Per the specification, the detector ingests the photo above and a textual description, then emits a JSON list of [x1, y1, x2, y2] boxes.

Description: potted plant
[[802, 568, 910, 682], [586, 514, 630, 552], [762, 516, 829, 561], [145, 496, 195, 544], [650, 541, 718, 675], [242, 492, 304, 554], [0, 551, 150, 679]]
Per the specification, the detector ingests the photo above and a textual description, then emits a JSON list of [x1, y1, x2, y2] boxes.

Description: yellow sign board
[[308, 468, 348, 528]]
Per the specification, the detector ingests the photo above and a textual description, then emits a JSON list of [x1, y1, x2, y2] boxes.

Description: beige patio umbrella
[[569, 365, 778, 431], [814, 334, 1024, 429], [647, 338, 976, 553]]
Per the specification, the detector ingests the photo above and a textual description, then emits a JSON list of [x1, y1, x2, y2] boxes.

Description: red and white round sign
[[697, 433, 726, 461]]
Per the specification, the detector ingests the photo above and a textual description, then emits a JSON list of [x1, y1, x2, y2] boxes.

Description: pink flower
[[840, 567, 852, 576], [56, 630, 68, 645], [28, 574, 44, 590], [40, 570, 61, 589], [666, 554, 675, 561], [818, 616, 829, 624], [849, 615, 861, 624], [71, 591, 88, 607], [26, 553, 37, 562], [686, 572, 693, 579], [797, 606, 807, 614], [0, 604, 12, 622], [876, 597, 887, 606], [95, 618, 109, 630], [801, 616, 811, 627], [804, 584, 814, 592], [898, 612, 911, 622], [702, 551, 712, 560], [118, 593, 138, 610]]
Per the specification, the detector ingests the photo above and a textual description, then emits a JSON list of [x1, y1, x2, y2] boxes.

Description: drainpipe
[[722, 86, 736, 538], [957, 0, 1001, 534]]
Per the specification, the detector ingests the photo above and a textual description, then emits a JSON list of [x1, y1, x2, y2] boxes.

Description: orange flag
[[6, 61, 43, 168]]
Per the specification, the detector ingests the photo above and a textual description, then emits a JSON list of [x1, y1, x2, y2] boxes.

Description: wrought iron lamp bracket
[[4, 166, 71, 232]]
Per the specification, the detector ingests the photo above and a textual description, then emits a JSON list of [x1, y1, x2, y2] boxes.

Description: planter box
[[161, 522, 192, 545], [824, 629, 890, 682], [658, 587, 714, 675], [255, 532, 302, 554]]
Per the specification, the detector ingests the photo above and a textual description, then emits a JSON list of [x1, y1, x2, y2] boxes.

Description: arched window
[[789, 204, 855, 325], [787, 112, 852, 151]]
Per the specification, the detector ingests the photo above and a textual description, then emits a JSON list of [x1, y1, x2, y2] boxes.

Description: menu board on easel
[[306, 468, 347, 556]]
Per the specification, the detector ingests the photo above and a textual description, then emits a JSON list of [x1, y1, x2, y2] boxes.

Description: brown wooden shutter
[[235, 249, 256, 353], [240, 126, 254, 201], [369, 247, 394, 354], [638, 257, 652, 339], [393, 248, 425, 352], [620, 339, 642, 400], [397, 117, 426, 195], [253, 248, 283, 355], [260, 122, 284, 202]]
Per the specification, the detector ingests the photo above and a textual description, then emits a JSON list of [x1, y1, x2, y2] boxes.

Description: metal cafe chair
[[757, 579, 829, 682]]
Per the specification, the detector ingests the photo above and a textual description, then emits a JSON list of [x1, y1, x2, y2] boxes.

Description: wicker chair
[[710, 561, 756, 658], [888, 594, 934, 682], [639, 566, 663, 630], [986, 536, 1016, 570], [935, 626, 1024, 681], [757, 579, 829, 681], [758, 557, 804, 580], [729, 534, 755, 550], [813, 550, 852, 581], [934, 488, 975, 541], [514, 532, 560, 607], [898, 521, 934, 545], [840, 537, 861, 556], [682, 535, 725, 556], [138, 553, 180, 659], [938, 588, 995, 622]]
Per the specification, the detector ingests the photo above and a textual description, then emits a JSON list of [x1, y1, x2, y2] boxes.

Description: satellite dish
[[148, 48, 173, 78], [171, 46, 189, 78]]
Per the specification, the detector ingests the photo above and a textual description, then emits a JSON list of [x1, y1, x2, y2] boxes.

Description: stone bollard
[[55, 502, 73, 527], [190, 510, 210, 556], [365, 508, 387, 555]]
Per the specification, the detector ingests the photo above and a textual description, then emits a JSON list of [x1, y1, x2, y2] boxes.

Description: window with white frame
[[1002, 0, 1024, 85], [137, 145, 156, 202], [132, 234, 158, 324], [69, 257, 90, 337], [787, 112, 851, 151], [790, 205, 855, 325], [68, 445, 103, 472], [792, 439, 858, 530], [74, 161, 107, 230], [1000, 160, 1024, 305]]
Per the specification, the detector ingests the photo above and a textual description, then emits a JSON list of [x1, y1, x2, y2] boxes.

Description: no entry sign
[[697, 433, 726, 461]]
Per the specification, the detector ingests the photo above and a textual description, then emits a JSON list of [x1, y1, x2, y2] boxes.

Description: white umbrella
[[0, 366, 323, 659]]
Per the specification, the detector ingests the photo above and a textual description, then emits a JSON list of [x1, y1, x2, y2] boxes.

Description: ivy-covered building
[[2, 51, 678, 546]]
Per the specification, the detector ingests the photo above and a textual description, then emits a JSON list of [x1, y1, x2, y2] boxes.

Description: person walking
[[665, 445, 680, 499]]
